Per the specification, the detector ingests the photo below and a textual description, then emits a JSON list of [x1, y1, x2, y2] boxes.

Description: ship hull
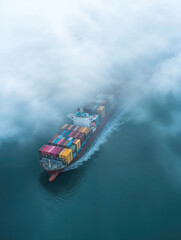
[[45, 102, 117, 181]]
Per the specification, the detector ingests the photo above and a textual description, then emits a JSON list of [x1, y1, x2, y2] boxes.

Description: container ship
[[39, 93, 119, 181]]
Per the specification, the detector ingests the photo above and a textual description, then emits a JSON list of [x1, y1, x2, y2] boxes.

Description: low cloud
[[1, 0, 181, 143]]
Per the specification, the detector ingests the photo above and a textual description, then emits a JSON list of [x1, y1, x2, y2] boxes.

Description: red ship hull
[[47, 103, 117, 181]]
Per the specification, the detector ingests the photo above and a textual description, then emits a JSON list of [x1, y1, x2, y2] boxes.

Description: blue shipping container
[[67, 140, 73, 147]]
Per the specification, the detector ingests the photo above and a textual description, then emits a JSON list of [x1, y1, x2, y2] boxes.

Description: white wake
[[63, 108, 129, 172]]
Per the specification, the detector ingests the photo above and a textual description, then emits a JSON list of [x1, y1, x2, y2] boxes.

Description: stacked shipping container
[[39, 124, 90, 164], [39, 94, 115, 165], [83, 94, 115, 118]]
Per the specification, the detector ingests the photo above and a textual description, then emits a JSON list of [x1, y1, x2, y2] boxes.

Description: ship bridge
[[67, 112, 97, 132]]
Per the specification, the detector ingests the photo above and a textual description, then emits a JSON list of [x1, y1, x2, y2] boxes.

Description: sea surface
[[1, 94, 181, 240]]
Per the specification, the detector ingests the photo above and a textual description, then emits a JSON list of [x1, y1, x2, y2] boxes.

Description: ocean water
[[1, 95, 181, 240]]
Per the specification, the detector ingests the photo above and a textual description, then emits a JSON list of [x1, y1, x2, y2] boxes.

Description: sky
[[0, 0, 181, 143]]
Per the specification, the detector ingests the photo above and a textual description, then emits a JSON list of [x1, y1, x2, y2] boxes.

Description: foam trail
[[63, 108, 129, 172]]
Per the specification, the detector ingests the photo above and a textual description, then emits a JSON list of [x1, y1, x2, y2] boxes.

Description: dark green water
[[1, 95, 181, 240]]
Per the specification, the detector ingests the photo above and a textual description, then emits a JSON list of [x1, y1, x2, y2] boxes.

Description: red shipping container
[[46, 146, 52, 154], [42, 145, 50, 154], [44, 145, 52, 154], [69, 132, 76, 138], [48, 145, 55, 152], [51, 147, 60, 157], [52, 147, 61, 157], [74, 132, 80, 138], [47, 146, 56, 155], [39, 144, 46, 153], [57, 140, 64, 147], [56, 147, 64, 157], [73, 132, 78, 137], [68, 131, 74, 137], [57, 138, 64, 145]]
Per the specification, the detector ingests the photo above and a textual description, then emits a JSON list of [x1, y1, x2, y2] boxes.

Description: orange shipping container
[[59, 148, 67, 159], [61, 124, 69, 130], [78, 126, 90, 136], [67, 124, 75, 131], [82, 127, 90, 136], [61, 149, 73, 164], [73, 139, 81, 151]]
